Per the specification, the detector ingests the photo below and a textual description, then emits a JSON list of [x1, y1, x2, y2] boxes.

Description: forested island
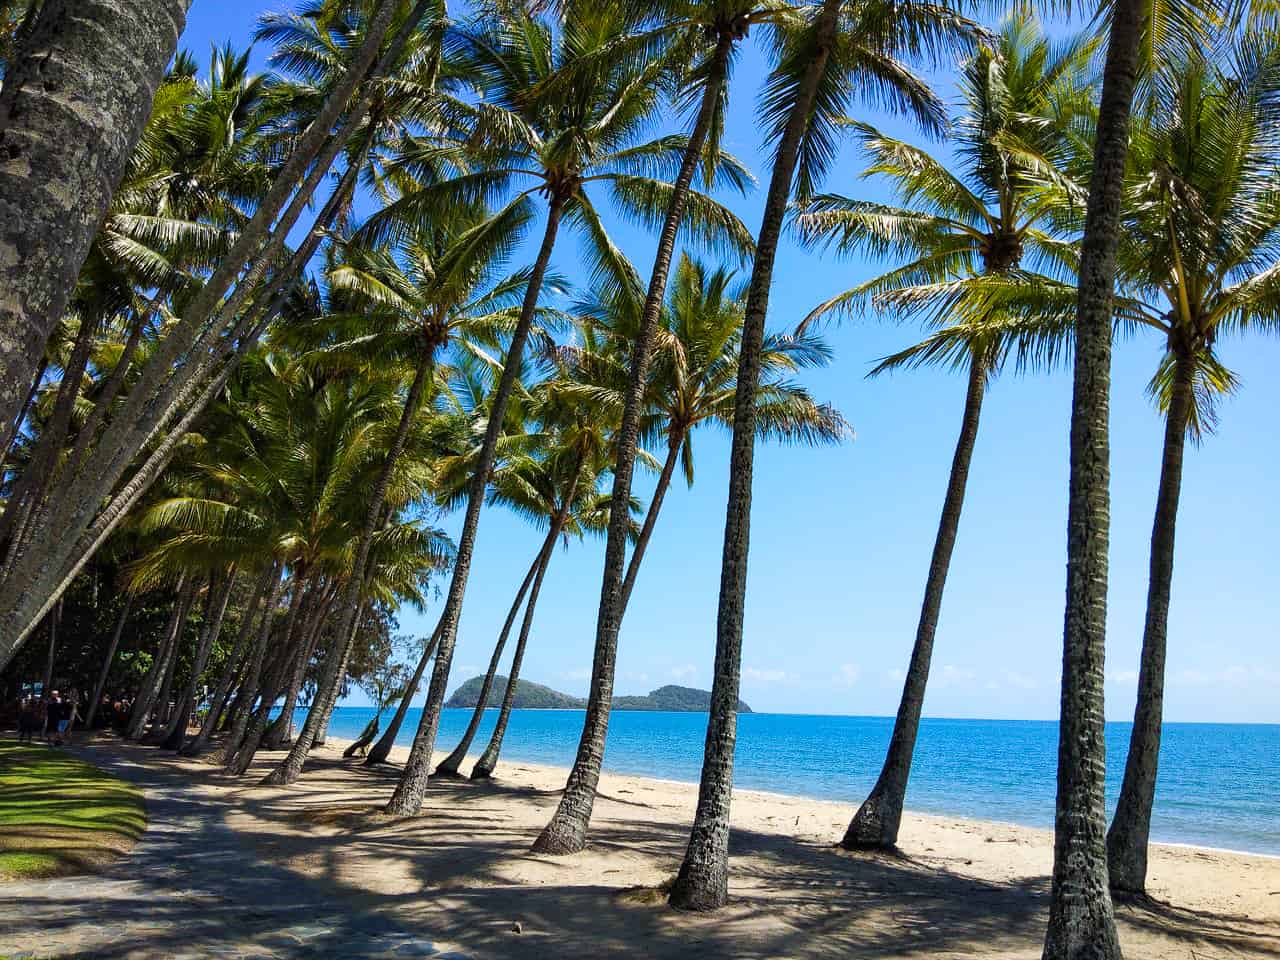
[[445, 677, 752, 713]]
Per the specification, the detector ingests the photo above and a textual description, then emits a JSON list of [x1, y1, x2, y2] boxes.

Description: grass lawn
[[0, 739, 146, 881]]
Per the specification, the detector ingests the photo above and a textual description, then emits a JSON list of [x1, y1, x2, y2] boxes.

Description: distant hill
[[445, 675, 584, 710], [445, 678, 751, 713]]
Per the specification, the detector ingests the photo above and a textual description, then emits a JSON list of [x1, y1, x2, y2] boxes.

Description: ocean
[[313, 706, 1280, 856]]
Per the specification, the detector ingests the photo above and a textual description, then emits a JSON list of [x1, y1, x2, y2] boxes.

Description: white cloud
[[561, 668, 590, 683], [836, 663, 860, 687], [936, 664, 977, 689], [668, 663, 697, 681]]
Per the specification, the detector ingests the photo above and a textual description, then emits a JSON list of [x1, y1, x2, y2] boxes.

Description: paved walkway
[[1, 743, 465, 959]]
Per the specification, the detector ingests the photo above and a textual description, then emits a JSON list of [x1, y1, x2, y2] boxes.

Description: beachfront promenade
[[0, 743, 465, 960]]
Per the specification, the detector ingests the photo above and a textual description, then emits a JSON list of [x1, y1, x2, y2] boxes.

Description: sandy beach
[[122, 733, 1275, 959]]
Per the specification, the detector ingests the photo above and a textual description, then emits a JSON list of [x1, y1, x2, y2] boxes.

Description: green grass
[[0, 739, 146, 882]]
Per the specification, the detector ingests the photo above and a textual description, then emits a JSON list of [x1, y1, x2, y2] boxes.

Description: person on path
[[17, 696, 36, 743], [45, 691, 66, 746]]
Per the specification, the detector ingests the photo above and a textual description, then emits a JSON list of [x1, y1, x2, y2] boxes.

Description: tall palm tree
[[1042, 0, 1145, 948], [379, 0, 750, 817], [666, 0, 982, 909], [1104, 33, 1280, 894], [264, 201, 541, 785], [793, 16, 1093, 852]]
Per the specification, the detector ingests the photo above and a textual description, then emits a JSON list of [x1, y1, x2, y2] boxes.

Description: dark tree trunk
[[0, 0, 187, 435], [264, 353, 434, 785], [0, 355, 46, 471], [1107, 349, 1193, 894], [162, 571, 236, 750], [141, 584, 197, 745], [435, 533, 551, 777], [229, 569, 309, 775], [263, 580, 333, 749], [843, 357, 987, 849], [532, 32, 734, 857], [182, 564, 274, 756], [217, 564, 284, 767], [128, 573, 192, 739], [1043, 0, 1143, 955], [386, 194, 566, 817], [40, 597, 59, 699], [365, 621, 442, 765], [473, 466, 582, 780], [618, 434, 683, 613], [667, 0, 841, 910], [85, 595, 133, 730]]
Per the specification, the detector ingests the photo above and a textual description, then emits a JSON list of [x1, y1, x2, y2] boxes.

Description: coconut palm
[[792, 16, 1094, 852], [1101, 33, 1280, 894], [664, 0, 983, 908], [264, 200, 540, 785], [378, 0, 751, 817]]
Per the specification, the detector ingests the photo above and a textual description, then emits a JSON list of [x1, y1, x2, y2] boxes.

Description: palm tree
[[793, 16, 1093, 852], [0, 0, 431, 662], [264, 202, 537, 785], [666, 0, 982, 909], [1104, 33, 1280, 894], [379, 0, 750, 817], [1042, 0, 1145, 949]]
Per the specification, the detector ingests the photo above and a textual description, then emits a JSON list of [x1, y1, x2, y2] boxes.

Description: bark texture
[[668, 0, 841, 910], [0, 0, 187, 434], [1106, 351, 1193, 894], [843, 358, 986, 849], [162, 572, 236, 750], [1043, 0, 1143, 954], [386, 196, 566, 817], [531, 35, 732, 856]]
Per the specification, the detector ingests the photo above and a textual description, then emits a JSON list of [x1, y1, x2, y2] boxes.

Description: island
[[444, 676, 752, 713]]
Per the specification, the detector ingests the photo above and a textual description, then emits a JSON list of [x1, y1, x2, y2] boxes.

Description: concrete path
[[0, 743, 465, 959]]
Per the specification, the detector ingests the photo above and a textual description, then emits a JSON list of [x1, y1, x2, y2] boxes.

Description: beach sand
[[157, 734, 1279, 959]]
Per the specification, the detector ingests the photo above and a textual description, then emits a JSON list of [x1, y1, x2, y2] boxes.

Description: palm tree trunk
[[163, 571, 237, 750], [229, 569, 309, 775], [471, 505, 572, 780], [263, 580, 334, 749], [435, 532, 552, 777], [128, 573, 192, 739], [0, 0, 187, 434], [843, 356, 987, 850], [217, 564, 284, 766], [1043, 0, 1143, 954], [40, 598, 59, 694], [1106, 349, 1193, 894], [264, 353, 435, 785], [365, 621, 442, 765], [667, 0, 842, 909], [183, 567, 272, 756], [141, 581, 200, 745], [386, 193, 567, 817], [618, 434, 684, 613], [85, 595, 133, 730], [0, 356, 46, 471], [532, 30, 734, 857]]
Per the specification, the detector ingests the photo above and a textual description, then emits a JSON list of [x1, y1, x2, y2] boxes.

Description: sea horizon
[[309, 706, 1280, 857]]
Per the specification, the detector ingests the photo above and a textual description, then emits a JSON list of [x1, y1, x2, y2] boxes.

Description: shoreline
[[320, 732, 1280, 864], [318, 728, 1280, 861]]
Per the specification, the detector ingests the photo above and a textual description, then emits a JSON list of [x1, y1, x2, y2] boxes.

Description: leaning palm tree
[[1103, 33, 1280, 894], [794, 16, 1094, 852], [664, 0, 983, 909], [377, 0, 751, 817]]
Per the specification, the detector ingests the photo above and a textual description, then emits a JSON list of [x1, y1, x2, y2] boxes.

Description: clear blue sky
[[182, 3, 1280, 723]]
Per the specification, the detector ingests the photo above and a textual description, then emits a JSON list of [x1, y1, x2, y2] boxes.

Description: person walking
[[45, 690, 66, 746]]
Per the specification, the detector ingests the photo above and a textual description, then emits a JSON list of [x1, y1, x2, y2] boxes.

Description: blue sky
[[182, 3, 1280, 723]]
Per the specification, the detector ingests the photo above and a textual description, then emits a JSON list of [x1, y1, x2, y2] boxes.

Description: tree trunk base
[[668, 870, 728, 912], [469, 764, 493, 781], [531, 817, 587, 855], [432, 758, 467, 779]]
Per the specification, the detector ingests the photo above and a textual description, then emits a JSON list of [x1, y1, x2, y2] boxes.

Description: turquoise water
[[314, 707, 1280, 855]]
